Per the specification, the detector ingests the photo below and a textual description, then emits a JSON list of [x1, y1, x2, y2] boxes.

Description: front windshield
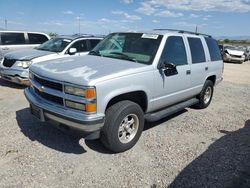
[[89, 33, 163, 65], [36, 38, 72, 52]]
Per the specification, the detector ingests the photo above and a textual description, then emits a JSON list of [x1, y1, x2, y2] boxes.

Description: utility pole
[[5, 17, 7, 29], [78, 16, 81, 34]]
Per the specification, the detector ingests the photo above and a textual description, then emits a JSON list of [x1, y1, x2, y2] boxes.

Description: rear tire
[[100, 100, 144, 153], [195, 80, 214, 109]]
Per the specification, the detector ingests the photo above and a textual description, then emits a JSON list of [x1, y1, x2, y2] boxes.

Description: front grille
[[3, 58, 16, 67], [34, 75, 63, 91], [34, 88, 63, 105]]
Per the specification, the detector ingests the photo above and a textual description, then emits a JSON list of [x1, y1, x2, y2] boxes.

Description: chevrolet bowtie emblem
[[38, 86, 45, 92]]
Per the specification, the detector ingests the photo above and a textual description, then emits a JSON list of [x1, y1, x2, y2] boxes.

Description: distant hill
[[216, 36, 250, 40]]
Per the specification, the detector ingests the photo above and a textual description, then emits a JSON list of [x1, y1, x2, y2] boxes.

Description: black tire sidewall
[[101, 101, 144, 153], [198, 80, 214, 109]]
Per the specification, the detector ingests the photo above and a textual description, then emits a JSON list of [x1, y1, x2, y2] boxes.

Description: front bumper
[[0, 66, 30, 86], [24, 87, 105, 137], [223, 55, 244, 63]]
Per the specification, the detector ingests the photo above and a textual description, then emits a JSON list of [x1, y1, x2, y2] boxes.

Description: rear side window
[[188, 37, 206, 64], [89, 39, 101, 49], [205, 38, 222, 61], [160, 36, 187, 66], [0, 32, 25, 45], [28, 33, 49, 44]]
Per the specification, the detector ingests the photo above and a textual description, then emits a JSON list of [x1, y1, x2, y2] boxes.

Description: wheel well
[[106, 91, 147, 112], [206, 75, 216, 85]]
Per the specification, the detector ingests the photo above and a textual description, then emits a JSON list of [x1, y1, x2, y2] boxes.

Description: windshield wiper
[[109, 52, 137, 62], [89, 50, 101, 56]]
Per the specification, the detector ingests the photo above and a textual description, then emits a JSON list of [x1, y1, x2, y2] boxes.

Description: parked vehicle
[[0, 34, 103, 85], [223, 45, 245, 63], [237, 46, 250, 61], [0, 30, 50, 60], [24, 30, 223, 152]]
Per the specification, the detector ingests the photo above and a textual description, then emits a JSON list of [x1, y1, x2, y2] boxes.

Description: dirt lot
[[0, 62, 250, 188]]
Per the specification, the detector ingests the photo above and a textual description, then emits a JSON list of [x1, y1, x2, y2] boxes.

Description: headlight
[[64, 85, 96, 99], [16, 60, 32, 69]]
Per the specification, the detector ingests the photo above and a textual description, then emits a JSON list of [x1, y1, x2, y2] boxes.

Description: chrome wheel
[[204, 86, 212, 104], [118, 114, 139, 144]]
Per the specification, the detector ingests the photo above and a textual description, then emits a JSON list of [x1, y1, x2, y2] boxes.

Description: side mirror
[[159, 62, 178, 77], [160, 62, 176, 70], [68, 48, 77, 55]]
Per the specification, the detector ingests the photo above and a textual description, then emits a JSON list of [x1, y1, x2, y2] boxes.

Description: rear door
[[186, 36, 208, 95], [153, 35, 192, 109]]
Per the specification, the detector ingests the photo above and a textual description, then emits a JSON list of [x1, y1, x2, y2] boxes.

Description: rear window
[[0, 32, 25, 45], [205, 38, 222, 61], [188, 37, 206, 64], [28, 33, 49, 44]]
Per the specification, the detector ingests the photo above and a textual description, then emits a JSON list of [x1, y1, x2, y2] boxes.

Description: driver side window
[[70, 40, 88, 52], [160, 36, 187, 66]]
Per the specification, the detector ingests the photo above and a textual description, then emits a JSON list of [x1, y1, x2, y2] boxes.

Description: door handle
[[186, 70, 191, 75], [2, 47, 9, 50], [205, 67, 208, 71]]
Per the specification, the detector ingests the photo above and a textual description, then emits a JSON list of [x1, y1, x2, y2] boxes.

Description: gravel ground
[[0, 62, 249, 188]]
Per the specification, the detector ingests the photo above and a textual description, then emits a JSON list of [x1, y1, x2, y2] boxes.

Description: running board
[[144, 98, 199, 122]]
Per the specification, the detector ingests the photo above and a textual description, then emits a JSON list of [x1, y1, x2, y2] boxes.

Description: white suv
[[0, 30, 50, 60]]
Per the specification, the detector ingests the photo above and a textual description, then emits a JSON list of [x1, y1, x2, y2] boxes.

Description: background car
[[0, 30, 50, 60], [223, 45, 245, 64], [0, 34, 103, 85]]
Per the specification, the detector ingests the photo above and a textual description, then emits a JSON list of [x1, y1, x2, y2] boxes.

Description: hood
[[30, 55, 148, 85], [4, 48, 55, 60], [226, 49, 244, 56]]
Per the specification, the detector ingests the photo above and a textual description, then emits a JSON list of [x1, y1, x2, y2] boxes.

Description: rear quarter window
[[205, 38, 222, 61], [188, 37, 206, 64], [28, 33, 49, 44], [0, 32, 26, 45]]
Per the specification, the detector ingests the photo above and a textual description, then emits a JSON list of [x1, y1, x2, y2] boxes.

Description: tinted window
[[160, 36, 187, 66], [89, 39, 101, 49], [71, 40, 88, 52], [28, 33, 48, 44], [188, 37, 206, 64], [1, 32, 25, 45], [205, 38, 222, 61]]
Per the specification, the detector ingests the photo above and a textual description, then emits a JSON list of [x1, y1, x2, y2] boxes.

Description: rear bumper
[[24, 87, 105, 137], [0, 66, 30, 85]]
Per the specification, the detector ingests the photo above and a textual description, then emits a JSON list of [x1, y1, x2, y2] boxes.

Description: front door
[[152, 35, 192, 110]]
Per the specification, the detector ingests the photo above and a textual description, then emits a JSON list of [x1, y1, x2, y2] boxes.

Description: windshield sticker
[[141, 34, 159, 39], [63, 39, 71, 42]]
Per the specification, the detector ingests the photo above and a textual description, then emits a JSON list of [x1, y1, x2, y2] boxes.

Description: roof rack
[[153, 29, 212, 38]]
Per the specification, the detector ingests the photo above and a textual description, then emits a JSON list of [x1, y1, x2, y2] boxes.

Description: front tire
[[100, 100, 144, 153], [195, 80, 214, 109]]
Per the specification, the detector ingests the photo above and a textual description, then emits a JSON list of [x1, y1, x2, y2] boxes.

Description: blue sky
[[0, 0, 250, 37]]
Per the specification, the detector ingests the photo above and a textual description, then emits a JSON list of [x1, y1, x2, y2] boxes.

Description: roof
[[118, 29, 212, 38], [57, 34, 104, 40]]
